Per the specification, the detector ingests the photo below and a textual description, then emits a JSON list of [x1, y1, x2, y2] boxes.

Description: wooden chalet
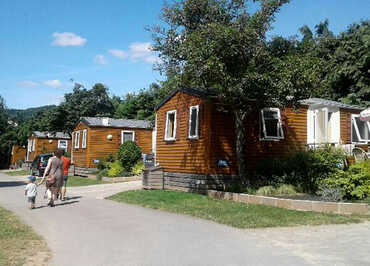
[[144, 88, 367, 192], [10, 145, 26, 167], [72, 117, 153, 175], [26, 131, 72, 162]]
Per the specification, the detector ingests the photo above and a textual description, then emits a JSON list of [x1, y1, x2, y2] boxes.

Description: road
[[0, 172, 369, 266]]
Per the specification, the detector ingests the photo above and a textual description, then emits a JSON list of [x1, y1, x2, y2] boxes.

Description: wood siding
[[72, 122, 153, 169], [27, 136, 72, 162], [155, 91, 211, 174], [340, 108, 361, 144], [10, 145, 26, 165]]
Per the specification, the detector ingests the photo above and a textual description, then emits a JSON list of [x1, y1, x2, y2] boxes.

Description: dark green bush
[[105, 153, 116, 163], [256, 147, 346, 193], [117, 141, 142, 172], [321, 161, 370, 200]]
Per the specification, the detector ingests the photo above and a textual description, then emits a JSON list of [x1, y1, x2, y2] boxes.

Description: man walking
[[60, 150, 71, 201]]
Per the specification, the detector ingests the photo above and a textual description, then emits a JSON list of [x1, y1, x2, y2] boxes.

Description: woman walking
[[39, 149, 64, 207]]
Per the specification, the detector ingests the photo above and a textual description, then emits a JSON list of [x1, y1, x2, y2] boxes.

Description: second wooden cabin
[[10, 145, 27, 168], [144, 88, 367, 192], [72, 117, 153, 175]]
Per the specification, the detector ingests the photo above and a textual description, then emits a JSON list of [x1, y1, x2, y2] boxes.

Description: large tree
[[151, 0, 320, 182]]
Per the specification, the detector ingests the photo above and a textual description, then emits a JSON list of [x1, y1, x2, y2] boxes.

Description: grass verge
[[67, 176, 109, 187], [3, 170, 30, 176], [108, 190, 368, 229], [0, 206, 50, 266]]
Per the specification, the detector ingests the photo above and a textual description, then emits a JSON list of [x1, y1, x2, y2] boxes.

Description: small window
[[352, 115, 370, 143], [58, 140, 68, 150], [121, 130, 135, 143], [82, 129, 87, 148], [165, 110, 177, 141], [74, 131, 80, 149], [188, 105, 199, 139], [260, 108, 284, 140]]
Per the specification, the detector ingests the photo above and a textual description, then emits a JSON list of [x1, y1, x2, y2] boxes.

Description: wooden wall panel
[[27, 136, 72, 162], [155, 91, 211, 174], [73, 122, 153, 169], [340, 108, 361, 144], [10, 145, 26, 165]]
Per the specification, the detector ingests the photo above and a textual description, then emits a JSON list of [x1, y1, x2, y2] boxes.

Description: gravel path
[[0, 173, 369, 266]]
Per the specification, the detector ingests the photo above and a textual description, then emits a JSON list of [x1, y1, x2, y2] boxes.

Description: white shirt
[[25, 183, 37, 197]]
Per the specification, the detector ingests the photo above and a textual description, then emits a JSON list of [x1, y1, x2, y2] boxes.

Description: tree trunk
[[234, 109, 248, 185]]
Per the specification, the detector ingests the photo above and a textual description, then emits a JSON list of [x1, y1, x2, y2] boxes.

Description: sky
[[0, 0, 369, 109]]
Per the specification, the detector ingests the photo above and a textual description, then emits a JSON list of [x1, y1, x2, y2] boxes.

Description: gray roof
[[81, 117, 152, 129], [300, 98, 364, 110], [33, 131, 71, 139]]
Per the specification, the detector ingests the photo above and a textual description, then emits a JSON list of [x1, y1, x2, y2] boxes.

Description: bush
[[317, 185, 343, 202], [131, 161, 144, 175], [96, 169, 108, 181], [117, 141, 142, 171], [107, 161, 125, 177], [105, 153, 116, 163], [256, 186, 276, 196], [275, 184, 297, 195], [256, 147, 346, 193], [321, 161, 370, 200]]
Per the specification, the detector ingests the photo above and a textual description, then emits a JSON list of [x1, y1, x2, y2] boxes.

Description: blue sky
[[0, 0, 369, 109]]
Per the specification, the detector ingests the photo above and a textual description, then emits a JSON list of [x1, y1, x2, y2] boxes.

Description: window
[[121, 130, 135, 143], [32, 139, 36, 151], [260, 108, 284, 140], [82, 129, 87, 148], [307, 107, 340, 145], [74, 131, 80, 149], [188, 105, 199, 139], [58, 140, 68, 150], [165, 110, 177, 141], [352, 115, 370, 143]]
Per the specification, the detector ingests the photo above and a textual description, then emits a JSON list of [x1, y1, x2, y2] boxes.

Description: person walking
[[60, 150, 71, 201], [39, 150, 64, 207]]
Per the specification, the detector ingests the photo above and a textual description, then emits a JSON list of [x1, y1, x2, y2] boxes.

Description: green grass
[[67, 176, 109, 187], [3, 170, 30, 176], [108, 190, 368, 229], [0, 206, 50, 265]]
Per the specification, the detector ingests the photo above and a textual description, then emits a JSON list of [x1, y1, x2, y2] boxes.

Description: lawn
[[67, 176, 109, 187], [108, 190, 367, 229], [0, 206, 50, 265], [3, 170, 30, 176]]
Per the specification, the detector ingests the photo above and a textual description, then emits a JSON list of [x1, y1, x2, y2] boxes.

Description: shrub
[[321, 161, 370, 200], [275, 184, 297, 195], [317, 185, 343, 202], [97, 159, 107, 171], [105, 153, 116, 163], [256, 147, 346, 193], [96, 169, 108, 181], [107, 161, 125, 177], [131, 161, 144, 175], [256, 186, 276, 196], [117, 141, 142, 171]]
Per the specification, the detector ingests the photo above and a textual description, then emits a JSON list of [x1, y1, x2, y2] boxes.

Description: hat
[[27, 176, 36, 182]]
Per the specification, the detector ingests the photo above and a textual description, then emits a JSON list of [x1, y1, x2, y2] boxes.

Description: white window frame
[[32, 139, 36, 151], [351, 114, 370, 143], [165, 110, 177, 141], [82, 129, 87, 149], [260, 108, 284, 140], [188, 105, 199, 139], [58, 140, 68, 150], [74, 131, 80, 149], [121, 130, 135, 144]]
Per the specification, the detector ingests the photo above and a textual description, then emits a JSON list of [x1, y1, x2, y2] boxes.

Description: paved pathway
[[0, 173, 369, 266]]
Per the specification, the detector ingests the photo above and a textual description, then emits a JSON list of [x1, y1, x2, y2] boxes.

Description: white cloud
[[108, 49, 128, 59], [94, 54, 108, 65], [108, 42, 161, 64], [43, 80, 63, 88], [17, 81, 39, 88], [52, 32, 87, 47]]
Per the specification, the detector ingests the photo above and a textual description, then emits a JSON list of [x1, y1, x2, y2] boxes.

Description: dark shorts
[[28, 196, 36, 204], [62, 176, 68, 187]]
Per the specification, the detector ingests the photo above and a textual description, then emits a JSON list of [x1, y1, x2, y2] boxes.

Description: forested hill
[[8, 105, 56, 121]]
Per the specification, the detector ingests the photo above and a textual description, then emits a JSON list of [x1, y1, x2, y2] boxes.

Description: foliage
[[256, 147, 346, 193], [317, 186, 344, 202], [107, 160, 125, 177], [109, 190, 363, 229], [105, 153, 116, 163], [256, 186, 276, 196], [275, 184, 297, 195], [117, 141, 142, 171], [321, 161, 370, 200], [96, 169, 108, 180], [131, 161, 144, 175]]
